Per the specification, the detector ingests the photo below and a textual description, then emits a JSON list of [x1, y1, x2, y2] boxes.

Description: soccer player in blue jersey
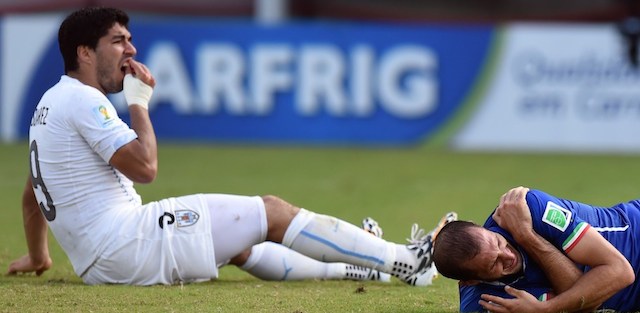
[[432, 186, 638, 313]]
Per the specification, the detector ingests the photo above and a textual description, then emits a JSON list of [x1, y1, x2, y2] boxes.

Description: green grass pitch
[[1, 142, 639, 312]]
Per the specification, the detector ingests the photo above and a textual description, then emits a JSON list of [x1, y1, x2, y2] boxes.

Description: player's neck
[[67, 70, 105, 94]]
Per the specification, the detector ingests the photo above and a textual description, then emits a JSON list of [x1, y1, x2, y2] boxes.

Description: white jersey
[[28, 75, 140, 276]]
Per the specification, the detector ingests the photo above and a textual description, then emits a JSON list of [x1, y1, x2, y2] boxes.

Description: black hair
[[58, 7, 129, 73], [432, 220, 484, 281]]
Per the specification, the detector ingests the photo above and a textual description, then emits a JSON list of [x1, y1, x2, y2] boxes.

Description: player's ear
[[77, 45, 93, 67], [459, 280, 481, 286]]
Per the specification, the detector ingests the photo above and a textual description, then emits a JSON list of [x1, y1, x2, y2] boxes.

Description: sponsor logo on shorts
[[176, 210, 199, 227], [542, 201, 572, 232]]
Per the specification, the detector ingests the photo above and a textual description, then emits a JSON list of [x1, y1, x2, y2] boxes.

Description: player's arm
[[7, 177, 52, 276], [481, 228, 633, 313], [483, 187, 634, 313], [109, 59, 157, 184], [513, 231, 583, 294], [492, 187, 583, 293], [542, 227, 634, 312]]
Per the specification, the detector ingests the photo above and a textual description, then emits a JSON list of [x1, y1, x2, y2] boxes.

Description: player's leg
[[207, 194, 382, 282], [207, 193, 453, 286], [229, 217, 391, 282], [261, 195, 436, 285], [230, 242, 388, 281], [207, 194, 269, 267]]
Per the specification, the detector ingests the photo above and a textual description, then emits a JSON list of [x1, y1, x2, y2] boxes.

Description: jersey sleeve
[[527, 190, 590, 253], [460, 284, 491, 313], [68, 89, 137, 163]]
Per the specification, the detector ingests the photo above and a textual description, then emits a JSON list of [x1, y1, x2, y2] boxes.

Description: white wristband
[[123, 74, 153, 110]]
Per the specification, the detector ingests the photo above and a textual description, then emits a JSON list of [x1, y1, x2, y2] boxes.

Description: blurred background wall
[[2, 0, 640, 153], [0, 0, 637, 22]]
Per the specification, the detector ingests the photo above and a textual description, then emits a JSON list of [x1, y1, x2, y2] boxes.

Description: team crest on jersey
[[542, 201, 572, 232], [175, 210, 199, 227], [92, 105, 115, 128]]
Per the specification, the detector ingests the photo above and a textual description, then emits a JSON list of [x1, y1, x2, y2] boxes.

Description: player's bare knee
[[261, 194, 282, 209], [262, 195, 299, 242], [262, 195, 298, 215]]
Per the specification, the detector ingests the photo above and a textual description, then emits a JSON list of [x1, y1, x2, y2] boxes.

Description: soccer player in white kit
[[8, 7, 449, 286]]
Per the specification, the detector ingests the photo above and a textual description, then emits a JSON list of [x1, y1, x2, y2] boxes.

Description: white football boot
[[396, 212, 458, 286]]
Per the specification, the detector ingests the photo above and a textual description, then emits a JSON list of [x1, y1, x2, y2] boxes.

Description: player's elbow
[[134, 164, 157, 184], [584, 258, 635, 312], [618, 259, 635, 288], [127, 161, 157, 184], [608, 257, 635, 294]]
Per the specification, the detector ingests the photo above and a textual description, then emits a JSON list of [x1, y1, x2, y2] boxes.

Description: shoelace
[[406, 223, 430, 246]]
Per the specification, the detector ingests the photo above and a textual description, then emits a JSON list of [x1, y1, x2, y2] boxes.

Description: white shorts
[[82, 194, 267, 285]]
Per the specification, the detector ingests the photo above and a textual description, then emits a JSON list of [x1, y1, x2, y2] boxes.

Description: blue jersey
[[460, 189, 640, 312]]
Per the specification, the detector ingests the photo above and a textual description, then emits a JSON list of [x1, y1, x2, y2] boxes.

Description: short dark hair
[[58, 7, 129, 73], [433, 220, 484, 281]]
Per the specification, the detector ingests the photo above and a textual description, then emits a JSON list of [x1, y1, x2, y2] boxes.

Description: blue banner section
[[18, 17, 494, 145]]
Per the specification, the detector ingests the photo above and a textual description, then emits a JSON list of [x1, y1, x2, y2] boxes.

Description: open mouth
[[120, 60, 131, 75], [503, 245, 520, 274], [504, 259, 514, 272]]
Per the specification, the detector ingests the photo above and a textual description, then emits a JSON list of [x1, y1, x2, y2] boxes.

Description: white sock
[[241, 242, 345, 280], [241, 242, 391, 282], [281, 209, 417, 275]]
